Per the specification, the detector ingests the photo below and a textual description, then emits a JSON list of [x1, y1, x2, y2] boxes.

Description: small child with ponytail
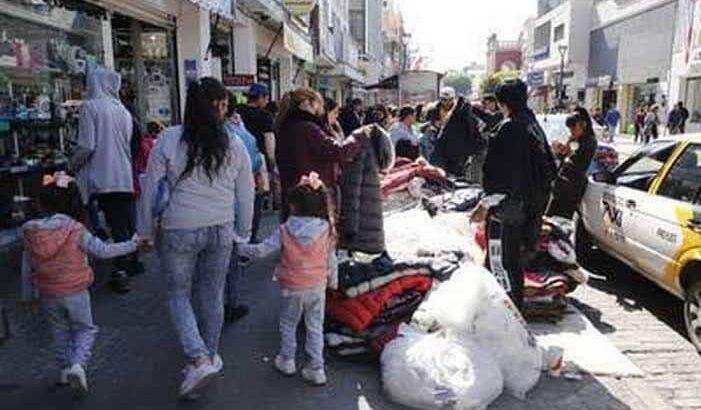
[[21, 172, 144, 396], [239, 172, 337, 386]]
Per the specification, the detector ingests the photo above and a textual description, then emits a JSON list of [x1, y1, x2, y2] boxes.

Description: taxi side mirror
[[593, 170, 616, 184]]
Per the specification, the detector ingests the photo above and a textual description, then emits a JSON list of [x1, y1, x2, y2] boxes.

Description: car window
[[658, 144, 701, 204], [615, 141, 678, 191]]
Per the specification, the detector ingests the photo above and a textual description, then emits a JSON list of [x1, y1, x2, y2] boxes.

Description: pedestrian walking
[[634, 106, 646, 144], [668, 101, 690, 135], [274, 88, 368, 221], [223, 96, 266, 325], [138, 77, 255, 399], [70, 67, 137, 294], [239, 83, 276, 241], [644, 105, 660, 144], [21, 173, 141, 396], [239, 172, 338, 386], [604, 103, 620, 143], [478, 79, 556, 310], [547, 108, 598, 219]]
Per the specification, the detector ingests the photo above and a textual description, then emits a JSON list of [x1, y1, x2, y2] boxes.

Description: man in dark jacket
[[432, 95, 483, 177], [482, 79, 556, 309], [339, 98, 364, 136]]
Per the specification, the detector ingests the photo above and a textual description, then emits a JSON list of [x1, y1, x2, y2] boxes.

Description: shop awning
[[365, 75, 399, 90], [283, 24, 314, 62]]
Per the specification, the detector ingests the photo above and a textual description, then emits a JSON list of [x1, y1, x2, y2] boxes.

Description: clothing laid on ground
[[339, 126, 395, 254], [326, 275, 432, 333], [380, 158, 447, 196], [137, 125, 254, 240]]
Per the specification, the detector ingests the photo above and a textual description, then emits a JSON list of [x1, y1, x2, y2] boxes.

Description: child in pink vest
[[240, 172, 337, 386], [20, 173, 141, 396]]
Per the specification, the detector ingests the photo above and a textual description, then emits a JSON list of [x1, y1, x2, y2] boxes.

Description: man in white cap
[[427, 86, 457, 130]]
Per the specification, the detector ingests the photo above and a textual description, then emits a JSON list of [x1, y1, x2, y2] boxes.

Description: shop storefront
[[112, 13, 179, 128], [0, 0, 106, 227]]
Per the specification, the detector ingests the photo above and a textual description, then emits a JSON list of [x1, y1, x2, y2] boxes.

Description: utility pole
[[558, 44, 568, 110]]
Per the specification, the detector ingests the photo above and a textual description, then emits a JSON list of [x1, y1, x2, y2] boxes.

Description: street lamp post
[[558, 44, 568, 110]]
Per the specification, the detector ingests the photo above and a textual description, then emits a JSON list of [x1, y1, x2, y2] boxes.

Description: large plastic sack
[[381, 326, 503, 410], [412, 264, 543, 399]]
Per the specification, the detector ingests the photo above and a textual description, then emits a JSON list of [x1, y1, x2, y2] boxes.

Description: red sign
[[223, 74, 255, 87]]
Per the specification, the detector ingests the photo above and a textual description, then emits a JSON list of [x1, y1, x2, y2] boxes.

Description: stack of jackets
[[380, 157, 448, 197], [325, 252, 463, 358], [522, 217, 581, 322]]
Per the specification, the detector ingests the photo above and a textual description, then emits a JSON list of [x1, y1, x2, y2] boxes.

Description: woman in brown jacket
[[275, 88, 368, 219]]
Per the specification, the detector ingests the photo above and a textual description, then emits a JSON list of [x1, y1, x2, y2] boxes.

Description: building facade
[[669, 0, 701, 132], [486, 34, 523, 75]]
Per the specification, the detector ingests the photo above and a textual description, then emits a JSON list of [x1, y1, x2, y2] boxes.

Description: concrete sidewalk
[[0, 215, 676, 410]]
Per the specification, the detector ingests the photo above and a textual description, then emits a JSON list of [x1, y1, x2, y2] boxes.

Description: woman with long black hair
[[139, 77, 254, 399], [547, 107, 598, 219]]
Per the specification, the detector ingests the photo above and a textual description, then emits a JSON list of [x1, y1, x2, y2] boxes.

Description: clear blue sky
[[398, 0, 537, 71]]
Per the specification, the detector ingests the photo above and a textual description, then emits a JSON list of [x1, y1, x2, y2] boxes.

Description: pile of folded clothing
[[381, 157, 448, 197], [325, 252, 464, 359], [522, 217, 584, 322]]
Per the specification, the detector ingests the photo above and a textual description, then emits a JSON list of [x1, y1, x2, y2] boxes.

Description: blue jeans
[[158, 222, 234, 359], [43, 290, 98, 369], [279, 288, 325, 370], [224, 243, 241, 308]]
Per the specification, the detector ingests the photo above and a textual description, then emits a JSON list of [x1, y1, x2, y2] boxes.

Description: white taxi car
[[576, 135, 701, 351]]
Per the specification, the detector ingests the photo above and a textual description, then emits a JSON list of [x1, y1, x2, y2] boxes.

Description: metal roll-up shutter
[[92, 0, 178, 27]]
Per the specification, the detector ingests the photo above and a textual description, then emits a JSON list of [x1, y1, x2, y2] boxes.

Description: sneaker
[[301, 367, 327, 386], [224, 304, 250, 324], [57, 367, 70, 386], [211, 354, 224, 374], [110, 270, 131, 294], [178, 359, 218, 399], [66, 364, 88, 396], [273, 355, 296, 376]]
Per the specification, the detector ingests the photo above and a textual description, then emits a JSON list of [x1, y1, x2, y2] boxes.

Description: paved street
[[0, 213, 690, 410]]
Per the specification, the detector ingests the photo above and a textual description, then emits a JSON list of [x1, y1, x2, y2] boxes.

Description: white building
[[526, 0, 594, 112], [669, 0, 701, 131]]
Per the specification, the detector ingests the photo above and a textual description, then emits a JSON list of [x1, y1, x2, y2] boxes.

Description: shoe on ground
[[224, 304, 250, 324], [301, 367, 327, 386], [66, 363, 88, 396], [211, 354, 224, 374], [110, 271, 131, 294], [178, 359, 218, 399], [57, 367, 70, 386], [274, 355, 296, 376]]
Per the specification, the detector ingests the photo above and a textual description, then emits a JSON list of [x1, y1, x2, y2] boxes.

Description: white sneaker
[[301, 367, 327, 386], [66, 364, 88, 396], [274, 355, 296, 376], [211, 354, 224, 374], [178, 359, 218, 399], [57, 367, 70, 386]]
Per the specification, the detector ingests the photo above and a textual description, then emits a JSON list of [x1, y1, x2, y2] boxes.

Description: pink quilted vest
[[24, 222, 94, 298], [275, 226, 334, 291]]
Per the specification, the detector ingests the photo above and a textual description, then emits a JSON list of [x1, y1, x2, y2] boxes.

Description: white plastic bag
[[412, 264, 543, 399], [381, 326, 503, 410]]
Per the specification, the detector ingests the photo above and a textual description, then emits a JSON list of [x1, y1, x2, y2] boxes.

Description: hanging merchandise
[[146, 68, 172, 122], [381, 325, 504, 410]]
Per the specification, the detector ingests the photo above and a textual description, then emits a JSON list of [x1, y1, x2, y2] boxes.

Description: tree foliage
[[479, 70, 520, 96], [443, 71, 473, 97]]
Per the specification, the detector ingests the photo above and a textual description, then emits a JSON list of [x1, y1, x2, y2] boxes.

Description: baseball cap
[[440, 87, 456, 100], [247, 83, 269, 98]]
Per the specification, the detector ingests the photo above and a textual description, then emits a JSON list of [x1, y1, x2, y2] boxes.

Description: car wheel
[[574, 215, 593, 265], [684, 281, 701, 353]]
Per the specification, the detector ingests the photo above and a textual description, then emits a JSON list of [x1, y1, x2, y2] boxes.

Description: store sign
[[283, 25, 314, 62], [223, 74, 255, 87], [527, 71, 545, 87], [284, 0, 317, 15]]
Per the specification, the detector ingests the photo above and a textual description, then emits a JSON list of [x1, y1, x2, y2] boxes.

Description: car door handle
[[625, 199, 637, 209], [687, 219, 701, 232]]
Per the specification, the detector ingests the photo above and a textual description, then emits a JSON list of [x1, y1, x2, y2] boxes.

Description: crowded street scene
[[1, 0, 701, 409]]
